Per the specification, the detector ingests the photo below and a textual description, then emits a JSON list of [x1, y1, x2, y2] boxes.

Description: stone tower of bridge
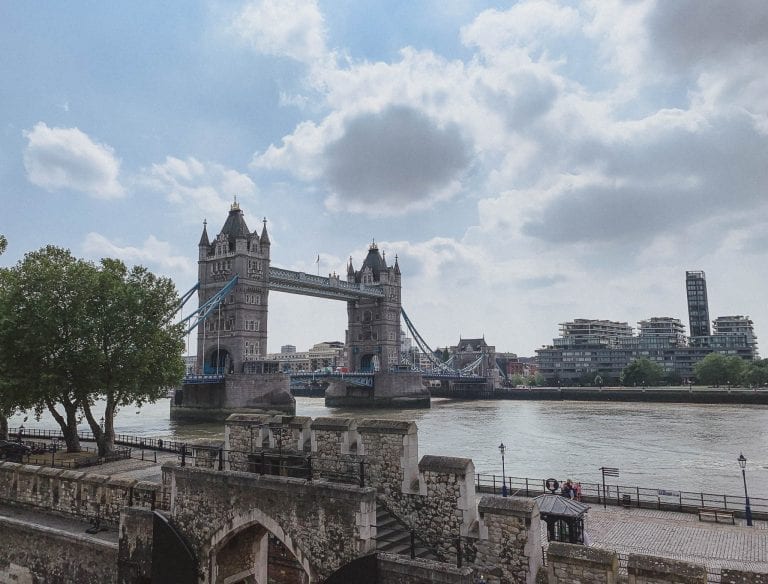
[[345, 243, 402, 372], [196, 201, 271, 374]]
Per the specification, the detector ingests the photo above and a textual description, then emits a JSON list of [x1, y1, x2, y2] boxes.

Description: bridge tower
[[196, 200, 271, 374], [345, 243, 402, 372]]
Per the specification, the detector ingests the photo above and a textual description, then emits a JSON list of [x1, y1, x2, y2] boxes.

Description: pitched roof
[[219, 204, 250, 244], [357, 242, 387, 282], [534, 494, 590, 517]]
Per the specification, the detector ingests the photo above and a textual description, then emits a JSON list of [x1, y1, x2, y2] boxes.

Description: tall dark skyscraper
[[686, 271, 711, 338]]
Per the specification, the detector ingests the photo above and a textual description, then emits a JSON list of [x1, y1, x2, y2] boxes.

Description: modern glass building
[[686, 271, 711, 339]]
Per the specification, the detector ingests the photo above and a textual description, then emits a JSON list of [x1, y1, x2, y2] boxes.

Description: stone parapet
[[476, 495, 542, 584], [377, 553, 474, 583], [627, 554, 706, 584], [0, 513, 118, 584], [0, 461, 159, 524], [721, 569, 768, 584], [545, 542, 618, 583]]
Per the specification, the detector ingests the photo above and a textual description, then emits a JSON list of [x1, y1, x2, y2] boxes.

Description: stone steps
[[375, 505, 438, 561]]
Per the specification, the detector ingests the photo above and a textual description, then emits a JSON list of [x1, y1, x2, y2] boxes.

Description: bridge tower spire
[[196, 203, 270, 375], [345, 241, 402, 372]]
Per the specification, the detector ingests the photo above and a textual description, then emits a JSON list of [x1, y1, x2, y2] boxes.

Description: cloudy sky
[[2, 1, 767, 356]]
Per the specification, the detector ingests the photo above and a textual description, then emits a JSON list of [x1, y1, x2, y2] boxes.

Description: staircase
[[375, 504, 438, 561]]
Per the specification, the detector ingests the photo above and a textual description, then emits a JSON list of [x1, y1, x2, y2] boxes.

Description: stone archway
[[207, 507, 316, 584], [208, 348, 232, 374], [359, 354, 379, 372]]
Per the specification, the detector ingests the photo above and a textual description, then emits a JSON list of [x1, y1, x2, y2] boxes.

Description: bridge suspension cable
[[179, 275, 239, 334], [400, 307, 454, 373]]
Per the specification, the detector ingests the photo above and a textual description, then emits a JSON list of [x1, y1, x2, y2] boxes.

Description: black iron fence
[[476, 473, 768, 520], [8, 426, 187, 454], [0, 441, 132, 469]]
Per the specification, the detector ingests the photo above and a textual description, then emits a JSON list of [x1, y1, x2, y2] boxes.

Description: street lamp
[[499, 442, 507, 497], [52, 436, 59, 468], [738, 453, 753, 526]]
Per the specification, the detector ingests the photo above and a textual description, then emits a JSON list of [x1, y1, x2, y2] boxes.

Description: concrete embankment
[[431, 386, 768, 404]]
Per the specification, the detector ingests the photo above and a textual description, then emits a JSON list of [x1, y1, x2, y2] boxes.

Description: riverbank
[[431, 385, 768, 404]]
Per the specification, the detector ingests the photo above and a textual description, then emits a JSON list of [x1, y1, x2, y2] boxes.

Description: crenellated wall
[[0, 461, 159, 523]]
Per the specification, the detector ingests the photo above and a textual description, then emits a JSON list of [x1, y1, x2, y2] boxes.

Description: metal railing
[[9, 427, 189, 454], [1, 441, 132, 469], [476, 473, 768, 519]]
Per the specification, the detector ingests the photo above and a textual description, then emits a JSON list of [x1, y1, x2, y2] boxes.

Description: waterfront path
[[586, 505, 768, 573]]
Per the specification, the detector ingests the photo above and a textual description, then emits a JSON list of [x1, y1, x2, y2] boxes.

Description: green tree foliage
[[0, 234, 6, 255], [0, 246, 185, 453], [743, 359, 768, 387], [664, 370, 683, 386], [693, 353, 746, 387], [621, 358, 664, 387]]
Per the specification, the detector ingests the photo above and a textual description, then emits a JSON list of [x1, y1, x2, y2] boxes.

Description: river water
[[10, 398, 768, 498]]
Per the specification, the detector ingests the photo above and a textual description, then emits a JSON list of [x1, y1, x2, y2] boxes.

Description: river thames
[[10, 397, 768, 499]]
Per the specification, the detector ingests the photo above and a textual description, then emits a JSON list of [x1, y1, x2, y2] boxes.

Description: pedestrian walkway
[[586, 504, 768, 573]]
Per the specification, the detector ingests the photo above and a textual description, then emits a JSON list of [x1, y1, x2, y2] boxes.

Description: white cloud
[[23, 122, 124, 199], [231, 0, 332, 67], [141, 156, 257, 221], [82, 233, 195, 275], [461, 1, 580, 54]]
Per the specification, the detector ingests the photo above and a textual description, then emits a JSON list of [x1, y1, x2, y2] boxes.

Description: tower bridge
[[172, 202, 443, 420]]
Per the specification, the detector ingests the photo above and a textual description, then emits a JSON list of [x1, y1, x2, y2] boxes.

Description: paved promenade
[[587, 504, 768, 574]]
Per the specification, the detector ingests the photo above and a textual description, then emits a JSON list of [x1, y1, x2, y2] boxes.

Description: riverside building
[[536, 271, 759, 384]]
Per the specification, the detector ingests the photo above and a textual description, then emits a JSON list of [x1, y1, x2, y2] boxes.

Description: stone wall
[[721, 569, 768, 584], [0, 461, 159, 524], [0, 514, 118, 584], [475, 496, 543, 584], [414, 455, 478, 559], [377, 553, 474, 583], [117, 508, 154, 584], [627, 554, 706, 584], [164, 462, 377, 581], [545, 542, 618, 583]]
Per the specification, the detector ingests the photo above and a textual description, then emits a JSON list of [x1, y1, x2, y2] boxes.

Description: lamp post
[[738, 453, 753, 526], [52, 436, 59, 468], [18, 424, 24, 443], [499, 442, 508, 497]]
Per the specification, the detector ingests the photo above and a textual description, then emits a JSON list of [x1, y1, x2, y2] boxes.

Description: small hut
[[534, 494, 590, 544]]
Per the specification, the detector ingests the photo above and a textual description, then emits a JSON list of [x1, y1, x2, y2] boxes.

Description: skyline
[[2, 1, 767, 355]]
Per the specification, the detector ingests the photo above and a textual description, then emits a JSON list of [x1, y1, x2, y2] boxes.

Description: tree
[[0, 246, 185, 454], [80, 258, 185, 456], [664, 370, 683, 386], [0, 233, 15, 439], [693, 353, 746, 387], [621, 358, 663, 387], [743, 359, 768, 387], [0, 247, 95, 451]]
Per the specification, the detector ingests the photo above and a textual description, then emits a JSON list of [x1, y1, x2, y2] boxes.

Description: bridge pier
[[325, 371, 430, 409], [171, 372, 295, 421]]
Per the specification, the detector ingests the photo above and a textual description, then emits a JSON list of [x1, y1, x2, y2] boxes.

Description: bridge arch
[[207, 506, 315, 583]]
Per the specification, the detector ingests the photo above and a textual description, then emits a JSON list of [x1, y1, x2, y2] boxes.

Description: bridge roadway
[[20, 451, 768, 576], [267, 266, 384, 301]]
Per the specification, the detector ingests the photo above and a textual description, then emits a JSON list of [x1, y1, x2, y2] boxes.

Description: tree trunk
[[82, 399, 116, 457], [47, 400, 81, 452], [0, 414, 7, 441]]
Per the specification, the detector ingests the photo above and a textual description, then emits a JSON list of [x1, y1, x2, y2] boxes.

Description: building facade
[[686, 271, 711, 339]]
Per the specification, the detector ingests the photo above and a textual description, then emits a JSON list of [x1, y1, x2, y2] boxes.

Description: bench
[[697, 507, 735, 524]]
